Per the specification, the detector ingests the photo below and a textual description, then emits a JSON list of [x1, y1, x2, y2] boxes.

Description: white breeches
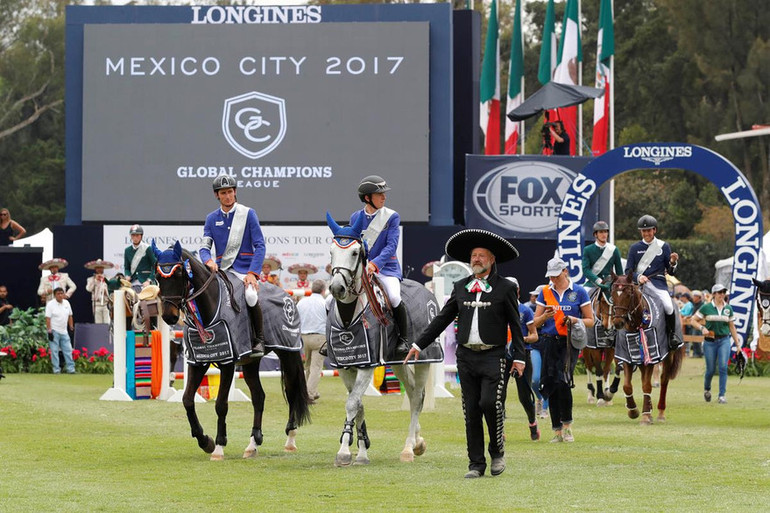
[[378, 275, 402, 307], [646, 285, 674, 315]]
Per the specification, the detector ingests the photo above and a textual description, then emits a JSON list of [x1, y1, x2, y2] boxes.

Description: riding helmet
[[637, 215, 657, 229], [129, 224, 143, 235], [212, 175, 237, 192], [357, 175, 391, 202], [592, 221, 610, 234]]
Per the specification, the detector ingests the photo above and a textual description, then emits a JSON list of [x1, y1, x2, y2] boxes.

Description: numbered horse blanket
[[326, 279, 444, 368], [615, 286, 683, 366]]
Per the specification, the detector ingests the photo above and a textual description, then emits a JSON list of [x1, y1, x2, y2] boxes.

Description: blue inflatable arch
[[556, 143, 762, 342]]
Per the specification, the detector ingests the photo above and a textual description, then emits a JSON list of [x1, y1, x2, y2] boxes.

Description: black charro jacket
[[414, 271, 526, 362]]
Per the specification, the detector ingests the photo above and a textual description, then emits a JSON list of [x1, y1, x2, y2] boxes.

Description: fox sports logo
[[472, 162, 575, 234]]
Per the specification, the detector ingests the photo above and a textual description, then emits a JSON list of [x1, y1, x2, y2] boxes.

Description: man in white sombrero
[[406, 229, 525, 479], [260, 255, 282, 284], [288, 263, 317, 291], [85, 259, 115, 324], [37, 258, 77, 304]]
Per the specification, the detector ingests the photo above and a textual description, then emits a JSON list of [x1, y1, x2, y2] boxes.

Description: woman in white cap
[[533, 256, 594, 442], [690, 283, 742, 404]]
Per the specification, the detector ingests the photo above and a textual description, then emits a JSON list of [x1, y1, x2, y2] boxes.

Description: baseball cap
[[711, 283, 728, 294], [545, 257, 568, 277]]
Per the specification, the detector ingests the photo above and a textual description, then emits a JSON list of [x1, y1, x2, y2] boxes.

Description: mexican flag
[[553, 0, 582, 156], [537, 0, 557, 86], [505, 0, 524, 154], [591, 0, 614, 155], [480, 0, 500, 155]]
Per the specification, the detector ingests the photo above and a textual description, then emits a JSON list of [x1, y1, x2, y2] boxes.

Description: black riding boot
[[393, 302, 410, 357], [248, 303, 266, 358], [665, 312, 681, 350]]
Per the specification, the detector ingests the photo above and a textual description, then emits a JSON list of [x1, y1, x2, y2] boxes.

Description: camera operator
[[549, 120, 570, 155]]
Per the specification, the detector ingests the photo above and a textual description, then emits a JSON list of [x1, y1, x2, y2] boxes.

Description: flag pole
[[609, 1, 615, 244], [577, 0, 583, 156]]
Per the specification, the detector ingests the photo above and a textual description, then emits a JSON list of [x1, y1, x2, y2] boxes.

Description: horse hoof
[[210, 453, 224, 461], [657, 414, 666, 423], [640, 415, 653, 425], [400, 449, 415, 462], [284, 445, 298, 453], [587, 395, 596, 404], [200, 435, 216, 454], [597, 399, 606, 407], [353, 456, 370, 466], [243, 448, 257, 459], [413, 438, 427, 456], [335, 453, 353, 467], [628, 409, 639, 419]]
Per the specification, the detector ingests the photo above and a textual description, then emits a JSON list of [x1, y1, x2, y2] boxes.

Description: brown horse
[[583, 289, 620, 405], [610, 271, 684, 424]]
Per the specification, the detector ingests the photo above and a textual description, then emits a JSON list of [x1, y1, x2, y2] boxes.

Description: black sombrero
[[445, 229, 519, 263]]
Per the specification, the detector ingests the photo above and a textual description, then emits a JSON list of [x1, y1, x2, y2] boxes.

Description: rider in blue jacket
[[200, 175, 267, 356], [624, 214, 681, 349], [350, 175, 409, 355]]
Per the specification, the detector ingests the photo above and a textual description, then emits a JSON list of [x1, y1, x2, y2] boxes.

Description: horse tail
[[275, 349, 312, 427], [662, 344, 685, 381]]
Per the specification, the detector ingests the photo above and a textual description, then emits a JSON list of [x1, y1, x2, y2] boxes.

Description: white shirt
[[297, 292, 327, 334], [45, 298, 73, 333]]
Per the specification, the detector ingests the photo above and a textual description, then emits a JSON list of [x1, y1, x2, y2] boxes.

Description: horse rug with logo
[[614, 286, 682, 366], [586, 288, 616, 349], [183, 273, 302, 365], [326, 279, 443, 368]]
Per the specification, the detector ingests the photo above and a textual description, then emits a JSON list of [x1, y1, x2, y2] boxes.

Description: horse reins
[[331, 238, 389, 327]]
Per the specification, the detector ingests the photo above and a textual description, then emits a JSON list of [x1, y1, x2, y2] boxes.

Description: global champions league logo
[[222, 91, 287, 159]]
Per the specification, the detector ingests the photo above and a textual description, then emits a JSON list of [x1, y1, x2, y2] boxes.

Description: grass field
[[1, 358, 769, 512]]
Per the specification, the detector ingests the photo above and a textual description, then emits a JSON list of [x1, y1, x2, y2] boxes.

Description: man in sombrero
[[85, 259, 115, 324], [405, 229, 526, 479], [37, 258, 77, 304], [288, 263, 317, 291], [260, 255, 282, 284]]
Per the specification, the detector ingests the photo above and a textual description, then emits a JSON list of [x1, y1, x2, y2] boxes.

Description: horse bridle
[[330, 237, 366, 296], [156, 261, 220, 315], [611, 281, 645, 327]]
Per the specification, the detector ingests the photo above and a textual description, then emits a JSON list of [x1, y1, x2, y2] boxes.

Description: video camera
[[541, 122, 557, 150]]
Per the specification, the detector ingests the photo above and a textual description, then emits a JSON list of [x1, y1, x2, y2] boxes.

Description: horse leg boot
[[393, 303, 410, 357], [248, 303, 266, 358]]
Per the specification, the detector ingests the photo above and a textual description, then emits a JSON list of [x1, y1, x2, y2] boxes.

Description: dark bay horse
[[153, 241, 310, 460], [326, 213, 442, 466], [583, 289, 621, 405], [611, 271, 684, 424]]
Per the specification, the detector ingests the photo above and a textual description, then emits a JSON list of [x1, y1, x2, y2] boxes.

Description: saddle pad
[[616, 327, 663, 365], [586, 324, 616, 349], [382, 279, 444, 365], [259, 281, 302, 352]]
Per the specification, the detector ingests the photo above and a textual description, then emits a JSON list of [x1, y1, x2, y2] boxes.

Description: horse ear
[[173, 240, 183, 261], [626, 269, 634, 281], [326, 211, 342, 235], [351, 211, 365, 237], [752, 278, 762, 288], [151, 239, 162, 259]]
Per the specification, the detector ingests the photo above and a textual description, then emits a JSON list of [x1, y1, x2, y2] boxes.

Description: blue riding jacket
[[200, 204, 266, 276], [625, 237, 676, 291], [350, 207, 402, 279]]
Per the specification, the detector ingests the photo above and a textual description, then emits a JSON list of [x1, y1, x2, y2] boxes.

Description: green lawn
[[1, 358, 768, 512]]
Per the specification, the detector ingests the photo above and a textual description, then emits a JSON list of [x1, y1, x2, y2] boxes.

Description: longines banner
[[102, 224, 402, 291], [81, 22, 429, 222], [465, 155, 602, 240]]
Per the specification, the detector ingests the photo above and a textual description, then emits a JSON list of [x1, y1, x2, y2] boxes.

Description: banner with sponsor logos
[[102, 224, 401, 291], [80, 21, 428, 223], [465, 155, 606, 240], [556, 143, 762, 343]]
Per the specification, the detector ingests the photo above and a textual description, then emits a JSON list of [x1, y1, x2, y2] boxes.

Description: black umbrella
[[507, 82, 605, 121]]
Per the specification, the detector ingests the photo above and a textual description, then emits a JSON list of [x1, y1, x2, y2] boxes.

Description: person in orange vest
[[533, 256, 594, 443]]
